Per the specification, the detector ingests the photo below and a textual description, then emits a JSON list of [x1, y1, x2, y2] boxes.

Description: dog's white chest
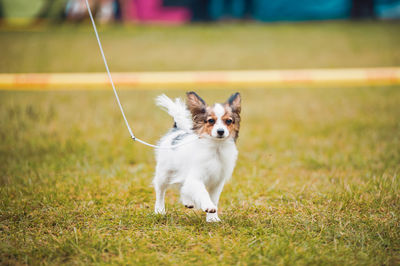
[[201, 143, 237, 185], [205, 156, 223, 177]]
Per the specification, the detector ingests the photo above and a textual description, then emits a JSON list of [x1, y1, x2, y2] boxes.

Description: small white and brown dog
[[153, 92, 241, 222]]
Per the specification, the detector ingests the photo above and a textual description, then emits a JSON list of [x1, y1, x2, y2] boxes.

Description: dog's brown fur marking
[[225, 93, 241, 141], [186, 92, 241, 140], [186, 92, 207, 133]]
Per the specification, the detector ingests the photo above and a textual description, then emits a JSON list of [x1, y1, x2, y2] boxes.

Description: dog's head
[[186, 92, 241, 141]]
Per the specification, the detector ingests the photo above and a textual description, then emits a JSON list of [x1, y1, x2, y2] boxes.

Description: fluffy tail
[[155, 94, 193, 132]]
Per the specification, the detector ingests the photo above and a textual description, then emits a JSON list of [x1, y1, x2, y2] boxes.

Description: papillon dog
[[153, 92, 241, 222]]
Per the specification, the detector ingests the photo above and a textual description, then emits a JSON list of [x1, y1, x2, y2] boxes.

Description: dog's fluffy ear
[[186, 91, 206, 117], [226, 92, 241, 114]]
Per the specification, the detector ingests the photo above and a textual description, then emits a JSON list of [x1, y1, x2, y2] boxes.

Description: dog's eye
[[207, 118, 215, 124], [225, 119, 233, 125]]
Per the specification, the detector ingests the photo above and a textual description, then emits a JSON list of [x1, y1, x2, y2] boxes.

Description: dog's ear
[[186, 91, 206, 117], [226, 92, 241, 114]]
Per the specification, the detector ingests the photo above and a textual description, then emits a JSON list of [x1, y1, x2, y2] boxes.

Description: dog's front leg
[[206, 181, 225, 222], [154, 180, 167, 215], [181, 179, 217, 214]]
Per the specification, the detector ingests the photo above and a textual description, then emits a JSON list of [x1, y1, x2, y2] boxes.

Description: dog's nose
[[217, 129, 225, 136]]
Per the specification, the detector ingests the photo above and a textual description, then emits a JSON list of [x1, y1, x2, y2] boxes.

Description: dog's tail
[[155, 94, 193, 132]]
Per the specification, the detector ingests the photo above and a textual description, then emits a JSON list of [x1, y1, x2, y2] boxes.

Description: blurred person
[[96, 0, 116, 23], [65, 0, 120, 23], [66, 0, 90, 21]]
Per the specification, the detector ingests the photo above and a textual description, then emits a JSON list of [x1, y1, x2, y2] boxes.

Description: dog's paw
[[202, 203, 217, 213], [204, 208, 216, 213], [154, 207, 166, 215], [181, 196, 195, 209], [206, 213, 221, 222]]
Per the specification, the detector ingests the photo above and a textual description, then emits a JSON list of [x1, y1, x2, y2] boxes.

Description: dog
[[153, 91, 241, 222]]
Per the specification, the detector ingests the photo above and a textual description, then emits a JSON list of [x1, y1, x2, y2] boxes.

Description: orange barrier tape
[[0, 68, 399, 89]]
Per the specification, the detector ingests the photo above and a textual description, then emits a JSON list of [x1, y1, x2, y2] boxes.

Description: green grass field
[[1, 87, 399, 265], [1, 22, 400, 265], [0, 21, 399, 73]]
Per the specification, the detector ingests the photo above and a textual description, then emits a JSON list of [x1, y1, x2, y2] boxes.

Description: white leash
[[84, 0, 197, 149]]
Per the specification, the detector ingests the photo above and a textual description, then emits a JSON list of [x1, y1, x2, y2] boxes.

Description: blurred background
[[1, 0, 400, 25], [0, 0, 399, 75]]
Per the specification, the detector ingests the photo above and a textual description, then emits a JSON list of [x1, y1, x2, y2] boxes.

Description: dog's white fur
[[153, 92, 241, 222]]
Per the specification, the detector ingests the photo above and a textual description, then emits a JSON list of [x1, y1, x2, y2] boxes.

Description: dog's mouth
[[214, 135, 229, 140], [200, 133, 229, 140]]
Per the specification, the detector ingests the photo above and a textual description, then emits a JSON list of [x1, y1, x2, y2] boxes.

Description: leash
[[84, 0, 197, 149]]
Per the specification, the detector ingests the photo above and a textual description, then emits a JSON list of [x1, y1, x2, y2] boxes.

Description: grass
[[0, 86, 399, 265], [0, 21, 399, 73], [0, 21, 400, 264]]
